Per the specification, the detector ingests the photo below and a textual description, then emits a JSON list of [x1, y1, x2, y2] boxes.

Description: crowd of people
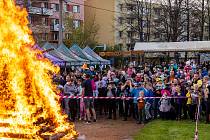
[[54, 60, 210, 125]]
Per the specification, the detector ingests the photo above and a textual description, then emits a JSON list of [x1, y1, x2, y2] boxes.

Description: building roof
[[134, 41, 210, 52]]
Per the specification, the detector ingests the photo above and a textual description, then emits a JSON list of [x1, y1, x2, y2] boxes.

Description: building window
[[127, 31, 133, 38], [44, 2, 49, 8], [143, 7, 149, 15], [44, 18, 49, 26], [73, 20, 81, 28], [142, 20, 147, 27], [119, 31, 123, 38], [119, 4, 123, 11], [119, 17, 123, 24], [65, 33, 71, 39], [51, 19, 59, 25], [154, 8, 161, 16], [66, 4, 73, 12], [204, 36, 209, 40], [52, 33, 58, 41], [127, 18, 134, 24], [154, 33, 160, 39], [55, 4, 59, 11], [73, 5, 80, 13], [127, 4, 134, 11], [42, 33, 48, 41], [29, 15, 35, 24], [55, 19, 59, 25], [205, 26, 209, 32]]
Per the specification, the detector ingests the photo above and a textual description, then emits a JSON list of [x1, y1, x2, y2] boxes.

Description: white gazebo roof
[[134, 41, 210, 52]]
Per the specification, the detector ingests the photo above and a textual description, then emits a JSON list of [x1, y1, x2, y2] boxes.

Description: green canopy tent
[[69, 44, 100, 65], [42, 42, 78, 66], [57, 43, 89, 65], [83, 46, 111, 65]]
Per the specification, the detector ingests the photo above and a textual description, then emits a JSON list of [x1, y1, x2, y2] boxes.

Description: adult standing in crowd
[[64, 75, 78, 121], [54, 59, 210, 125], [82, 74, 97, 123]]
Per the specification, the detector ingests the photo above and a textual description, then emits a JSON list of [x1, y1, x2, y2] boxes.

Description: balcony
[[50, 24, 65, 32], [50, 24, 59, 31], [28, 6, 54, 16], [29, 25, 50, 33]]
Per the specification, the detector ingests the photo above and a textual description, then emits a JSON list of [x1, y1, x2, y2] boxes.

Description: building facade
[[85, 0, 209, 51], [16, 0, 84, 44], [84, 0, 116, 46]]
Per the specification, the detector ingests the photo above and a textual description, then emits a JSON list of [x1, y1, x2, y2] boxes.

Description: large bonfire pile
[[0, 0, 77, 139]]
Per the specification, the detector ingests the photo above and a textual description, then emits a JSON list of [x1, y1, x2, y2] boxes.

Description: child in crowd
[[159, 91, 171, 120], [186, 87, 193, 120], [137, 90, 145, 124], [174, 86, 183, 121]]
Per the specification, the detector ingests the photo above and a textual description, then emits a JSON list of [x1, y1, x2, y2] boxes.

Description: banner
[[99, 51, 143, 57]]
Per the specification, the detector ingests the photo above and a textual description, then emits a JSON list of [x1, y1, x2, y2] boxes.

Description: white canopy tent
[[134, 41, 210, 52]]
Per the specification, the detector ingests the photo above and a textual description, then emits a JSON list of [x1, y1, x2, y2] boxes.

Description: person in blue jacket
[[144, 82, 154, 121], [130, 82, 145, 122]]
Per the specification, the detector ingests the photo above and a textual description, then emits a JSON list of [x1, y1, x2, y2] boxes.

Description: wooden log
[[0, 132, 35, 139], [41, 132, 67, 140]]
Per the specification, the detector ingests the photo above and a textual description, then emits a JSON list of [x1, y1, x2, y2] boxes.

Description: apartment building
[[16, 0, 84, 44], [85, 0, 209, 51]]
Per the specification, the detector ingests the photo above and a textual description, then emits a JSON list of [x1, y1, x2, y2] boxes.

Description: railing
[[50, 24, 59, 31], [29, 25, 50, 33], [28, 6, 54, 16]]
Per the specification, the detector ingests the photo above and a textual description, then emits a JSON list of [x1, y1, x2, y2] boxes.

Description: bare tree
[[207, 0, 210, 40], [155, 0, 187, 42], [115, 0, 153, 50]]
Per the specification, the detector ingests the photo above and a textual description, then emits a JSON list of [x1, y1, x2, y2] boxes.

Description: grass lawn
[[134, 120, 210, 140]]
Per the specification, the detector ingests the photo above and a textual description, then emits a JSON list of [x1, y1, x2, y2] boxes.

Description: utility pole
[[59, 0, 63, 45]]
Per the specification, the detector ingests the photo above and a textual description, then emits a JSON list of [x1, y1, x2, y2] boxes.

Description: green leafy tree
[[63, 14, 99, 48]]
